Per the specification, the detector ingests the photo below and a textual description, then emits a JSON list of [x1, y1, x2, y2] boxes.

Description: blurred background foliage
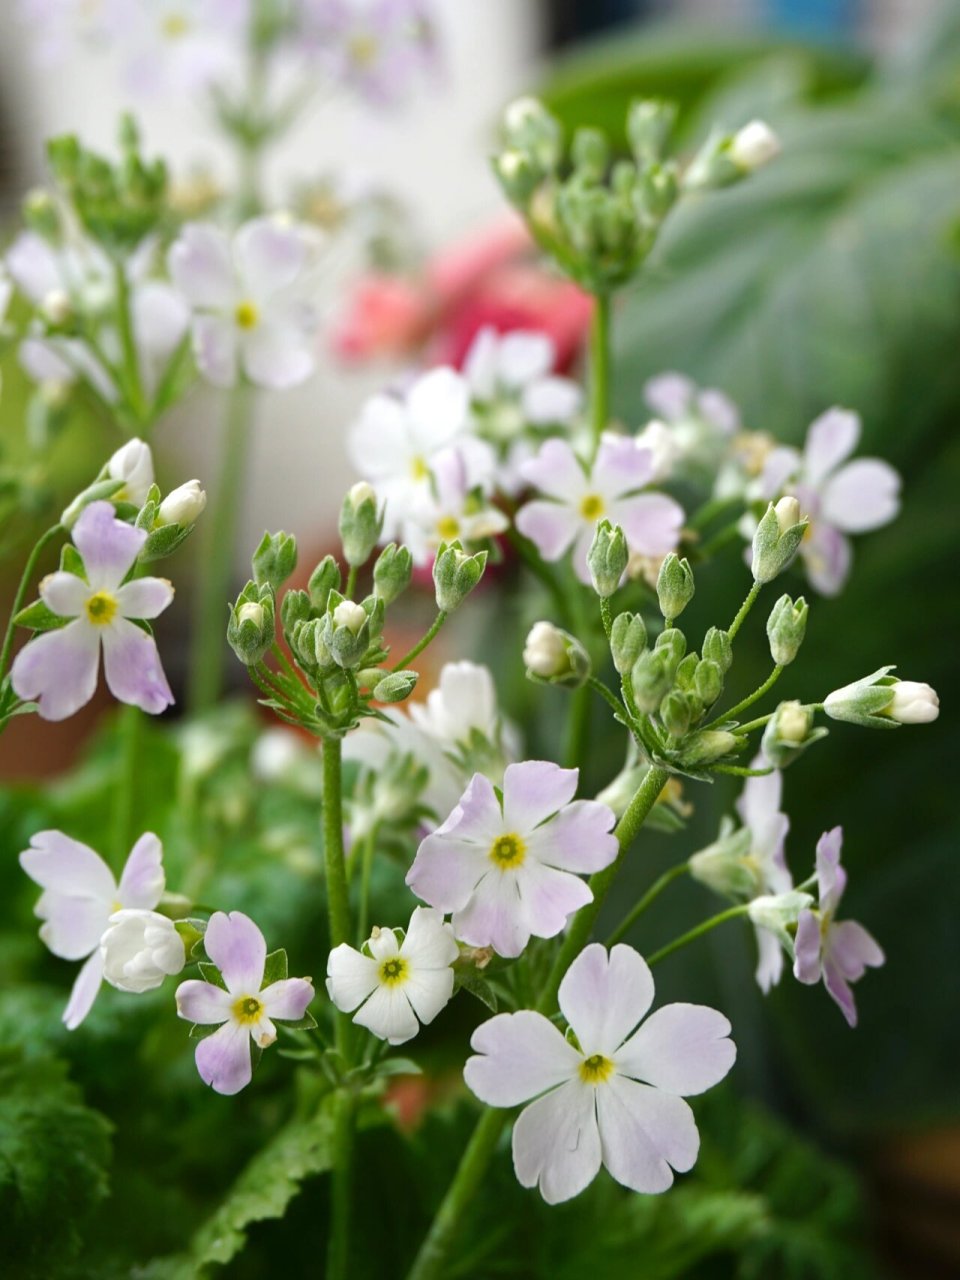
[[2, 6, 960, 1277]]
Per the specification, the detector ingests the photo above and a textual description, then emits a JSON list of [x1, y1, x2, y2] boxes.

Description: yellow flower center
[[85, 590, 117, 627], [161, 13, 189, 39], [489, 833, 526, 870], [579, 493, 605, 520], [348, 32, 379, 67], [232, 995, 263, 1025], [579, 1053, 615, 1085], [234, 300, 259, 330], [436, 515, 460, 541], [379, 956, 409, 987], [410, 455, 430, 481]]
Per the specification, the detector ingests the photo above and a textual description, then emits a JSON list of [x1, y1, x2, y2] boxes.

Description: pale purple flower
[[11, 500, 175, 721], [641, 372, 740, 485], [515, 434, 684, 584], [793, 827, 884, 1027], [167, 217, 322, 389], [465, 943, 736, 1203], [175, 911, 314, 1095], [407, 761, 617, 958], [401, 446, 509, 565], [99, 0, 250, 99], [326, 906, 457, 1044], [299, 0, 439, 106], [19, 830, 166, 1028], [758, 408, 900, 596], [464, 326, 582, 433]]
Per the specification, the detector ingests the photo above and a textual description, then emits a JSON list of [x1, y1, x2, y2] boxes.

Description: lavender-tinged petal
[[406, 833, 487, 913], [644, 372, 694, 421], [465, 1010, 580, 1107], [519, 438, 587, 503], [524, 800, 618, 874], [793, 911, 823, 984], [117, 832, 165, 909], [614, 1003, 735, 1096], [819, 459, 901, 533], [204, 911, 267, 995], [514, 499, 580, 562], [517, 860, 592, 941], [558, 944, 655, 1057], [501, 760, 579, 833], [497, 331, 554, 388], [512, 1079, 602, 1205], [37, 891, 111, 961], [800, 522, 852, 597], [326, 943, 380, 1012], [597, 1077, 698, 1192], [72, 500, 147, 590], [11, 620, 101, 721], [523, 376, 582, 425], [195, 1020, 253, 1095], [192, 314, 238, 387], [828, 919, 885, 980], [234, 217, 307, 298], [101, 618, 174, 715], [167, 222, 236, 308], [736, 769, 783, 836], [114, 577, 175, 620], [242, 324, 315, 390], [19, 830, 116, 899], [613, 492, 684, 558], [758, 445, 801, 500], [803, 407, 860, 486], [39, 571, 88, 618], [815, 826, 845, 913], [6, 230, 61, 301], [63, 950, 104, 1030], [175, 979, 233, 1024], [453, 871, 529, 958], [592, 433, 654, 497], [822, 957, 859, 1028], [260, 977, 315, 1021], [133, 281, 190, 366]]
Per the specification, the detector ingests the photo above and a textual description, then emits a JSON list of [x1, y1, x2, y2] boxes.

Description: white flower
[[157, 479, 207, 527], [641, 372, 740, 485], [887, 681, 939, 725], [326, 907, 458, 1045], [101, 909, 185, 993], [729, 120, 781, 171], [522, 621, 567, 678], [400, 446, 509, 566], [107, 438, 155, 507], [464, 944, 736, 1203]]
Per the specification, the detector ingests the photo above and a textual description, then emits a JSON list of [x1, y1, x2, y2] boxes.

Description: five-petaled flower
[[407, 760, 618, 957], [515, 434, 684, 584], [11, 500, 175, 720], [19, 829, 166, 1029], [175, 911, 315, 1095], [464, 943, 736, 1203], [326, 906, 458, 1045], [793, 827, 884, 1027]]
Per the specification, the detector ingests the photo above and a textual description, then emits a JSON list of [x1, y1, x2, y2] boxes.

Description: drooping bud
[[824, 668, 939, 728], [627, 99, 676, 163], [373, 542, 413, 604], [751, 497, 807, 584], [252, 531, 298, 590], [729, 120, 781, 173], [656, 553, 695, 621], [610, 611, 647, 674], [766, 594, 808, 666], [338, 481, 382, 567], [433, 541, 487, 612], [681, 729, 742, 767], [887, 681, 940, 725], [688, 825, 756, 898], [523, 621, 590, 688], [587, 519, 628, 598]]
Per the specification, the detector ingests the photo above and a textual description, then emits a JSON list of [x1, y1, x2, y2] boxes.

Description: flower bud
[[107, 437, 155, 506], [22, 188, 60, 240], [631, 649, 673, 712], [373, 670, 419, 704], [227, 583, 275, 665], [101, 909, 185, 993], [766, 594, 808, 666], [433, 541, 487, 612], [587, 519, 628, 598], [41, 288, 72, 326], [660, 689, 698, 738], [281, 588, 312, 634], [689, 826, 756, 898], [887, 681, 940, 725], [682, 729, 741, 767], [694, 658, 723, 706], [523, 620, 590, 687], [761, 699, 827, 768], [627, 99, 676, 163], [747, 891, 813, 952], [610, 610, 647, 674], [332, 600, 367, 634], [373, 543, 413, 604], [653, 626, 686, 678], [338, 481, 383, 567], [323, 600, 370, 668], [156, 479, 206, 528], [308, 555, 341, 612], [502, 96, 562, 171], [823, 666, 900, 729], [751, 497, 806, 584], [252, 530, 298, 590], [656, 553, 695, 621], [729, 120, 781, 173], [572, 127, 609, 182], [702, 626, 733, 674]]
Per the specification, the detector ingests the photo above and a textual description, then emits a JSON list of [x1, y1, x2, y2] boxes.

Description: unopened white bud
[[523, 621, 568, 678], [107, 437, 155, 506], [333, 600, 367, 634], [729, 120, 781, 172], [41, 288, 71, 325], [887, 681, 939, 725], [237, 601, 265, 629], [101, 909, 185, 993], [774, 495, 801, 534], [157, 479, 206, 527]]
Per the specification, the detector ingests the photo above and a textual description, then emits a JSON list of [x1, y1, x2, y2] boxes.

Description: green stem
[[728, 580, 761, 640], [506, 527, 571, 628], [392, 611, 447, 671], [646, 904, 750, 967], [111, 703, 140, 859], [588, 292, 611, 455], [328, 1090, 355, 1280], [189, 381, 256, 711], [705, 665, 783, 730], [586, 674, 626, 722], [344, 564, 358, 600], [113, 262, 145, 420], [356, 825, 378, 944], [688, 494, 741, 533], [607, 862, 689, 947], [0, 524, 63, 682], [322, 737, 351, 955], [698, 519, 744, 560]]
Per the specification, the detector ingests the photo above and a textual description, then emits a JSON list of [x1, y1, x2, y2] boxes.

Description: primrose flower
[[299, 0, 439, 107], [19, 830, 166, 1029], [106, 438, 155, 506], [107, 0, 249, 100], [11, 501, 174, 720], [515, 434, 684, 584], [758, 407, 900, 596], [175, 911, 315, 1095], [407, 761, 617, 957], [793, 827, 884, 1027], [326, 906, 458, 1045], [401, 446, 509, 565], [464, 943, 736, 1203], [639, 372, 740, 484], [168, 217, 322, 389], [101, 909, 185, 993], [464, 325, 582, 437]]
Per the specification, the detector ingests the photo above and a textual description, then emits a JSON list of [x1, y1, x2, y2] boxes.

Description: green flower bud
[[281, 588, 312, 635], [822, 666, 904, 729], [373, 670, 419, 704], [688, 825, 756, 898], [656, 553, 695, 621], [572, 128, 609, 182], [627, 99, 676, 163], [501, 96, 562, 172], [702, 626, 733, 674], [338, 481, 382, 567], [523, 621, 590, 688], [492, 150, 542, 205], [308, 555, 341, 612], [373, 542, 413, 604], [654, 626, 686, 678], [766, 594, 808, 666], [227, 582, 275, 665], [681, 729, 742, 767], [674, 652, 699, 691], [433, 540, 486, 613], [761, 700, 828, 768], [252, 531, 298, 590], [22, 188, 61, 241], [587, 519, 628, 598], [660, 688, 698, 738], [631, 648, 674, 713], [610, 611, 647, 674], [684, 123, 778, 192], [322, 599, 370, 669], [751, 497, 807, 584], [694, 658, 723, 706], [288, 617, 321, 671], [60, 477, 126, 529]]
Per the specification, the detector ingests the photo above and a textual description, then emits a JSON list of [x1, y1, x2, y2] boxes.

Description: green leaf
[[13, 599, 69, 633], [375, 1056, 422, 1078], [277, 1010, 317, 1031], [262, 947, 288, 986], [59, 543, 86, 578], [454, 969, 499, 1013], [187, 1022, 220, 1041], [197, 961, 226, 989]]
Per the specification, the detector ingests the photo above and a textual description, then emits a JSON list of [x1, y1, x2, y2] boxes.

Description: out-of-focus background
[[1, 2, 959, 1277]]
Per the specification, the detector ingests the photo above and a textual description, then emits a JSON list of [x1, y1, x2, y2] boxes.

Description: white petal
[[241, 323, 315, 390], [407, 367, 469, 448], [63, 950, 105, 1030], [326, 943, 380, 1012], [38, 572, 88, 618], [114, 577, 175, 620], [596, 1076, 699, 1192], [803, 407, 860, 486], [234, 218, 307, 298], [465, 1010, 580, 1106], [512, 1079, 602, 1204], [192, 315, 238, 387], [496, 331, 554, 388], [614, 1003, 735, 1095], [19, 829, 115, 900], [117, 831, 165, 909], [819, 459, 900, 533], [37, 891, 111, 960], [522, 375, 582, 425], [402, 966, 454, 1027], [401, 906, 459, 970], [558, 944, 654, 1056], [167, 223, 235, 308], [353, 983, 420, 1044]]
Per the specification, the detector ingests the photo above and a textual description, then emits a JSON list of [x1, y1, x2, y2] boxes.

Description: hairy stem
[[589, 292, 611, 454], [728, 580, 761, 640], [705, 664, 783, 730], [646, 904, 750, 967], [111, 703, 141, 860], [392, 611, 447, 671], [0, 524, 63, 684], [607, 862, 689, 947]]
